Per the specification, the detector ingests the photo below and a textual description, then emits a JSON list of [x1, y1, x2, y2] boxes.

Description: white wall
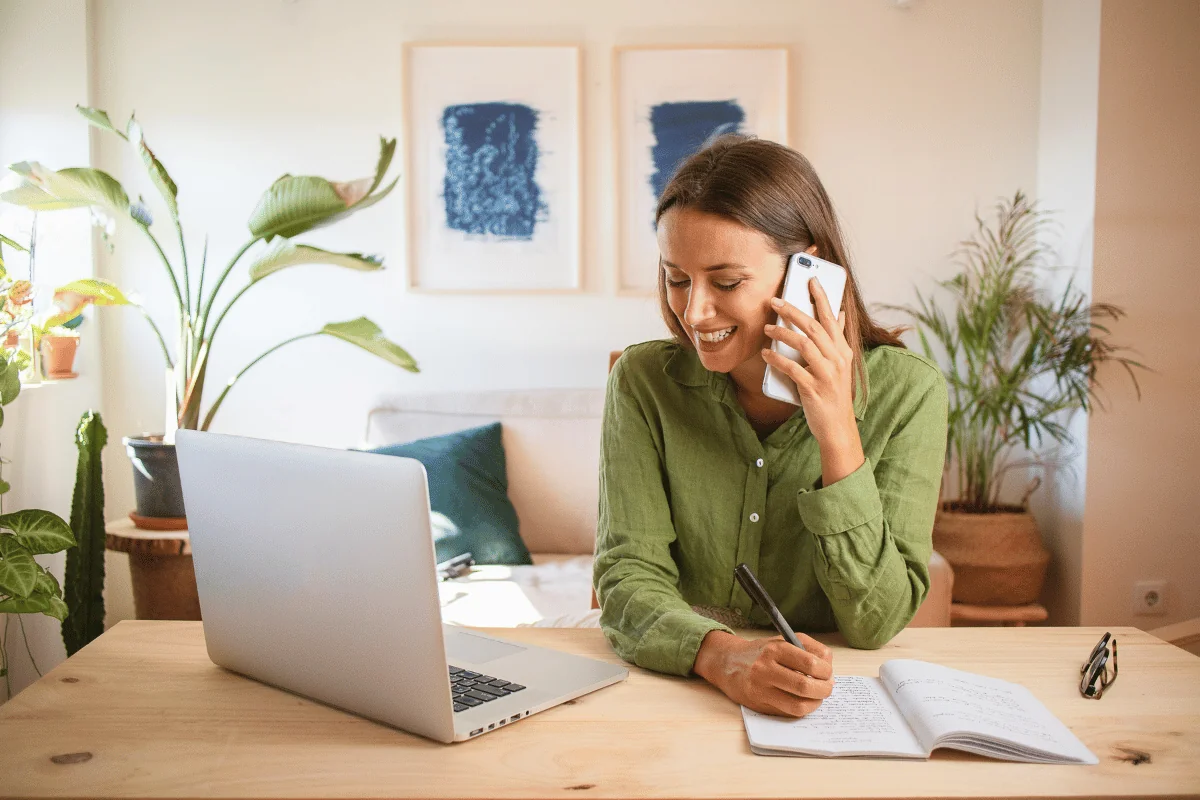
[[0, 0, 107, 701], [88, 0, 1042, 536], [1083, 0, 1200, 629], [1030, 0, 1101, 626]]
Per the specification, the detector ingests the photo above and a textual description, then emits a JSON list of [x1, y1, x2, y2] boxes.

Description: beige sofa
[[363, 388, 953, 631]]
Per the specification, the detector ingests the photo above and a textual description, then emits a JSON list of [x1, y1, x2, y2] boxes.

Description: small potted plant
[[887, 192, 1145, 606], [37, 322, 80, 379]]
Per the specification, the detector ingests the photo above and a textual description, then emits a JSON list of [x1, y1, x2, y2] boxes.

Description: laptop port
[[487, 724, 495, 730], [470, 728, 483, 737], [510, 715, 521, 722]]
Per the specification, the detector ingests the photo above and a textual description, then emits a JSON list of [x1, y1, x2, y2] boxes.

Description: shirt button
[[749, 513, 760, 523], [756, 458, 764, 468]]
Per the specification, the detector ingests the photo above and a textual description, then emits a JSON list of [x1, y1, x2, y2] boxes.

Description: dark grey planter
[[123, 435, 186, 519]]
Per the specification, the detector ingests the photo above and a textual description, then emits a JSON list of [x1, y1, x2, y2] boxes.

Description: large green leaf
[[247, 137, 398, 240], [43, 278, 133, 330], [320, 317, 418, 372], [0, 535, 38, 597], [366, 136, 397, 196], [0, 588, 68, 620], [0, 509, 76, 555], [76, 105, 129, 140], [247, 240, 383, 282], [55, 278, 132, 306], [0, 357, 20, 405], [4, 162, 132, 221], [128, 117, 179, 222], [0, 180, 86, 211]]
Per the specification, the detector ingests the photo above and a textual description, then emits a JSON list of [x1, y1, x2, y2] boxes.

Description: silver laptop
[[175, 430, 628, 743]]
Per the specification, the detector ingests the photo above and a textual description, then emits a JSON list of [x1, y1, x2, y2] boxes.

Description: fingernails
[[764, 323, 776, 332], [761, 348, 772, 358], [770, 297, 783, 308]]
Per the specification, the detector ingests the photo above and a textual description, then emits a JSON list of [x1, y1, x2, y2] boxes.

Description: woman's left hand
[[762, 278, 864, 484]]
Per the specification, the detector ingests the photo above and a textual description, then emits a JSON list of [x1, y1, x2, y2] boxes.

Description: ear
[[804, 244, 818, 256]]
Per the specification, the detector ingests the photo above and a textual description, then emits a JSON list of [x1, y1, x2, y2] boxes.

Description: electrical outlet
[[1132, 580, 1168, 616]]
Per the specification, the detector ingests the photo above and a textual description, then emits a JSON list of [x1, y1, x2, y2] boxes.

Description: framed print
[[615, 46, 789, 294], [405, 44, 582, 292]]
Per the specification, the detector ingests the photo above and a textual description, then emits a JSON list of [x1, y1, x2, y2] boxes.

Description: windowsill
[[17, 377, 81, 390]]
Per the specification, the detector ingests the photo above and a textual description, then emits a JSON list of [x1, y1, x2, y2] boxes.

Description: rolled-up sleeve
[[593, 362, 733, 676], [797, 371, 949, 649]]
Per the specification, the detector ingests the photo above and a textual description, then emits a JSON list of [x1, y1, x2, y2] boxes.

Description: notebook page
[[879, 659, 1097, 764], [742, 675, 926, 758]]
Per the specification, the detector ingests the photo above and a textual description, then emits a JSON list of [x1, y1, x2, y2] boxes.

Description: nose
[[682, 283, 717, 329]]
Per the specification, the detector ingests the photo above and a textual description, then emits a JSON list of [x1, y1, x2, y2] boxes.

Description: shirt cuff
[[795, 458, 883, 536]]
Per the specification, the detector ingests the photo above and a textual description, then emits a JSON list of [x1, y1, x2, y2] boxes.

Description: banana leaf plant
[[0, 106, 417, 437]]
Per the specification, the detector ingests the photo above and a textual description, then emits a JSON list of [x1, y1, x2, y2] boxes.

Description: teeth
[[697, 327, 735, 343]]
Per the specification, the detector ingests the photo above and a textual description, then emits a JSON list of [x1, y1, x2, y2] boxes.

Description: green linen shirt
[[594, 339, 949, 677]]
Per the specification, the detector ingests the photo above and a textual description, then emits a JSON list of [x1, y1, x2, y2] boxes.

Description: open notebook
[[743, 659, 1097, 764]]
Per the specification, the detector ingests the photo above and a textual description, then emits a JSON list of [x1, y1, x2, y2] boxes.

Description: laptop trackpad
[[446, 631, 526, 664]]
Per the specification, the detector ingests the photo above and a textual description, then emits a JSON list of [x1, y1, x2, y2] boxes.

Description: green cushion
[[368, 422, 532, 566]]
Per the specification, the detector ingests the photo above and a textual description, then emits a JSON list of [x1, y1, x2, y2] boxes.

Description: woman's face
[[657, 206, 787, 375]]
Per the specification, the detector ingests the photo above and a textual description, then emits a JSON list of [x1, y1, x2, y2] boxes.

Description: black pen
[[734, 562, 806, 651]]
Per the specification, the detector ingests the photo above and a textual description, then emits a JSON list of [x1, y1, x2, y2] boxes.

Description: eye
[[715, 280, 743, 292], [665, 276, 690, 288]]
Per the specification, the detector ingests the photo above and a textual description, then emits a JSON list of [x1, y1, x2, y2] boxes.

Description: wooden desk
[[1, 623, 1197, 799]]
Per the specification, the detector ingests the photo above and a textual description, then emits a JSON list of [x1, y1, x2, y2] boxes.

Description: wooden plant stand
[[104, 519, 201, 621]]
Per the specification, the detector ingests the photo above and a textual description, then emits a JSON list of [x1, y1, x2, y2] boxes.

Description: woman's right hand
[[692, 630, 835, 717]]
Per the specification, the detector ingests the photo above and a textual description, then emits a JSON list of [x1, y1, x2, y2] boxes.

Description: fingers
[[762, 638, 834, 682], [769, 295, 837, 361], [808, 277, 840, 339], [794, 632, 834, 665], [757, 687, 824, 719], [763, 323, 823, 373], [761, 347, 815, 395], [766, 662, 834, 704]]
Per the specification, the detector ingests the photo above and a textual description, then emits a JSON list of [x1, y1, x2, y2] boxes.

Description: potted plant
[[0, 352, 76, 700], [37, 324, 80, 380], [1, 107, 418, 522], [888, 192, 1144, 606]]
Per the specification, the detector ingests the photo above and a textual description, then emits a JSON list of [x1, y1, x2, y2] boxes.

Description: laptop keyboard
[[449, 666, 526, 713]]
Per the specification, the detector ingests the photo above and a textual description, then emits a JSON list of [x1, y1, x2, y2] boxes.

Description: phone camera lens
[[798, 256, 812, 267]]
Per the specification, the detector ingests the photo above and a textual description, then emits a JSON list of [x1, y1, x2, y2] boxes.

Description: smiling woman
[[594, 134, 949, 720]]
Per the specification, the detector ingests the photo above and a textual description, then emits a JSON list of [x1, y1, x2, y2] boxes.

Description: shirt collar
[[664, 342, 870, 420]]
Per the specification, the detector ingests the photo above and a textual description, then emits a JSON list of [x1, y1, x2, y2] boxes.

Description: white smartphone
[[762, 251, 849, 406]]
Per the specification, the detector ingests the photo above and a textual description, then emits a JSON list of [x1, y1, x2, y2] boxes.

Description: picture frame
[[614, 45, 790, 294], [404, 43, 583, 293]]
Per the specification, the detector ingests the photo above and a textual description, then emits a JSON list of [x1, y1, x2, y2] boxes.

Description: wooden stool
[[951, 602, 1048, 627], [105, 519, 201, 621]]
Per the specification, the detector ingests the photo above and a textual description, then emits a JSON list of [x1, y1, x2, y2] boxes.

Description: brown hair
[[655, 134, 904, 395]]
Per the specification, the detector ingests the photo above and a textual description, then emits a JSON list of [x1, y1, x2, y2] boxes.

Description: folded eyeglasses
[[1080, 631, 1118, 699]]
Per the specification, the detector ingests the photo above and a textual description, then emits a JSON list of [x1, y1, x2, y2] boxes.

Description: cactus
[[62, 410, 107, 657]]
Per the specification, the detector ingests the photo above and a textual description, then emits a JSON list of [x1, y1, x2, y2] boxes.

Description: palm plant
[[0, 106, 417, 436], [887, 191, 1144, 512]]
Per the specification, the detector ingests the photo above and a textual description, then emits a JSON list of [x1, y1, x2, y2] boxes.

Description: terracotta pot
[[4, 330, 17, 348], [932, 503, 1051, 605], [41, 335, 79, 379]]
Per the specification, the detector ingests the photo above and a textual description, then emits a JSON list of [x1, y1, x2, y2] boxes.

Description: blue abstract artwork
[[648, 100, 745, 201], [441, 102, 546, 240]]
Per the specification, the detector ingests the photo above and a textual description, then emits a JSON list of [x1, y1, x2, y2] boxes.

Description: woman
[[594, 135, 948, 718]]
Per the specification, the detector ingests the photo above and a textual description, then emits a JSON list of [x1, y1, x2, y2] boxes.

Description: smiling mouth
[[695, 326, 737, 343]]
